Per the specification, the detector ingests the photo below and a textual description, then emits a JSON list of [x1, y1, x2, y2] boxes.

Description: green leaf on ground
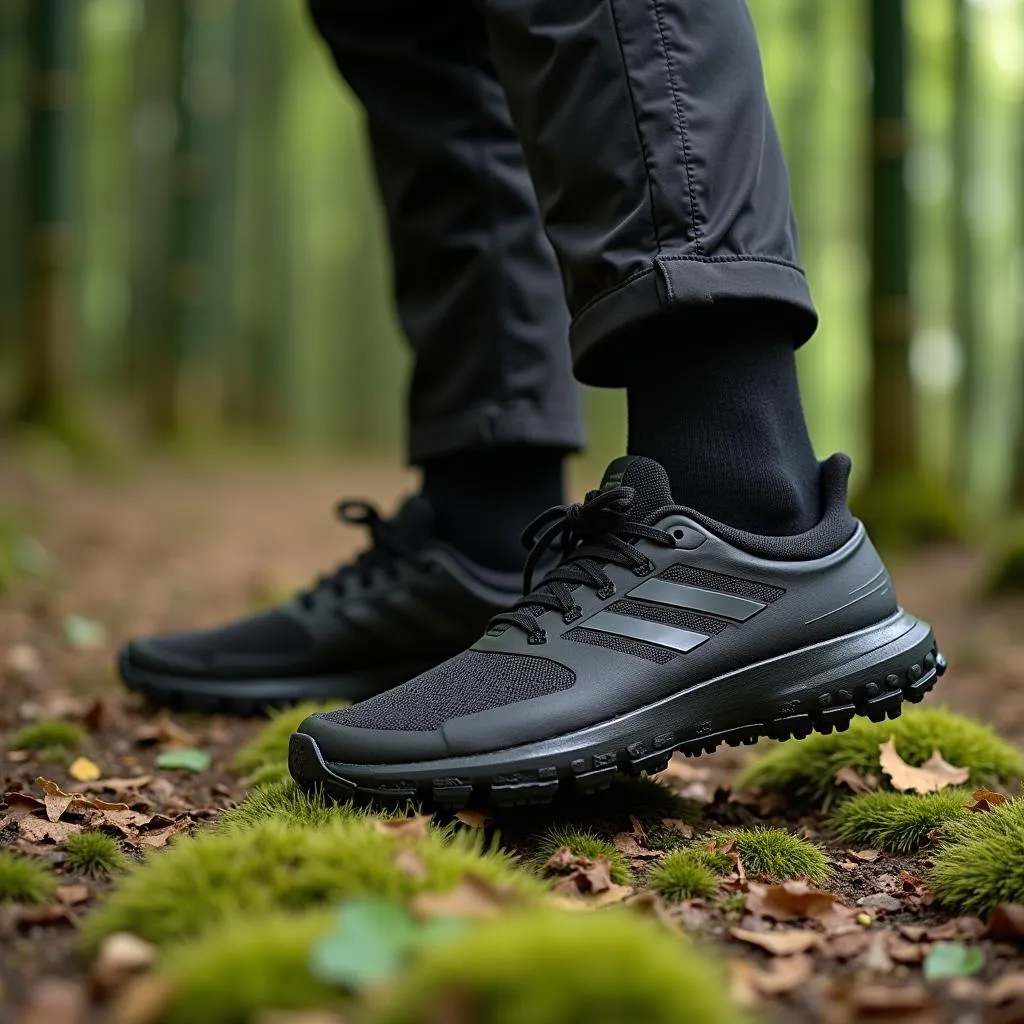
[[155, 748, 212, 772], [923, 942, 985, 980], [62, 614, 106, 650]]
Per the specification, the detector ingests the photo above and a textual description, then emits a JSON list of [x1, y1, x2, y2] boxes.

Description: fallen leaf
[[0, 903, 76, 932], [612, 833, 660, 859], [887, 935, 928, 964], [19, 815, 82, 844], [659, 817, 694, 840], [834, 765, 879, 794], [923, 941, 984, 980], [727, 960, 762, 1010], [628, 816, 648, 845], [989, 971, 1024, 1005], [392, 849, 427, 880], [857, 932, 895, 973], [18, 978, 86, 1024], [746, 881, 855, 927], [77, 776, 153, 796], [966, 787, 1008, 813], [900, 925, 929, 942], [56, 884, 91, 906], [6, 643, 42, 679], [848, 848, 881, 863], [69, 757, 102, 783], [983, 904, 1024, 942], [3, 792, 46, 820], [134, 820, 191, 848], [824, 929, 873, 960], [878, 738, 969, 794], [154, 748, 211, 773], [453, 809, 491, 829], [110, 974, 177, 1024], [63, 615, 106, 650], [730, 927, 821, 956], [926, 917, 984, 941], [134, 719, 196, 748], [37, 778, 82, 822], [372, 814, 433, 840], [91, 933, 157, 995], [409, 876, 519, 921], [748, 953, 814, 995]]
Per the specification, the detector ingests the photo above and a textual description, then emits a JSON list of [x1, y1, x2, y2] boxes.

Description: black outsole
[[117, 649, 441, 717], [289, 635, 946, 811]]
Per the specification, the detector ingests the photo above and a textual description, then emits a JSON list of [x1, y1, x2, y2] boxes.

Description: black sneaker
[[289, 455, 946, 807], [118, 498, 522, 715]]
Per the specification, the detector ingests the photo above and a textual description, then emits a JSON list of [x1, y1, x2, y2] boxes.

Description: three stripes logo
[[566, 567, 784, 659]]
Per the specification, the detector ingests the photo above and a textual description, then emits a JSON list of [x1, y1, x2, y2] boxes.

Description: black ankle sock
[[421, 446, 565, 572], [626, 325, 822, 536]]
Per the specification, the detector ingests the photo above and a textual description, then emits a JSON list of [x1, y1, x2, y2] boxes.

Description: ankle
[[421, 446, 566, 571]]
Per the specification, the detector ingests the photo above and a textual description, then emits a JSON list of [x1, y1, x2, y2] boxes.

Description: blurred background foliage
[[0, 0, 1022, 535]]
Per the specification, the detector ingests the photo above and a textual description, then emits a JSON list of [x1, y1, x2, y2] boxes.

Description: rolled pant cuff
[[570, 253, 819, 387], [409, 400, 584, 465]]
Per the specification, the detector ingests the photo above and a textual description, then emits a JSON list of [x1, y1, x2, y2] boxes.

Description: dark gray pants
[[308, 0, 817, 465]]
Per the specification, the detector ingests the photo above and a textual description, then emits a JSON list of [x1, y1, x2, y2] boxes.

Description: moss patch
[[830, 789, 972, 853], [63, 832, 127, 876], [648, 849, 721, 901], [0, 851, 57, 903], [215, 779, 355, 832], [149, 910, 342, 1024], [533, 826, 631, 885], [368, 908, 746, 1024], [231, 702, 340, 782], [715, 828, 831, 885], [81, 816, 540, 951], [10, 719, 85, 752], [929, 799, 1024, 915], [736, 708, 1024, 806]]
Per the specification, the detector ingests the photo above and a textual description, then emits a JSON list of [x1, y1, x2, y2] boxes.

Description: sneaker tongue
[[598, 455, 675, 519]]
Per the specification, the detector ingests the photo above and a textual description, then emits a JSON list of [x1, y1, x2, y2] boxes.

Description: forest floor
[[2, 449, 1024, 1024]]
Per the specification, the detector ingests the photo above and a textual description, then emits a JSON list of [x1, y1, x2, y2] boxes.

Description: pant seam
[[608, 0, 663, 253], [651, 0, 704, 257]]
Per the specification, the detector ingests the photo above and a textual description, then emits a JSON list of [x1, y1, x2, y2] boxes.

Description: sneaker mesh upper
[[321, 650, 575, 731]]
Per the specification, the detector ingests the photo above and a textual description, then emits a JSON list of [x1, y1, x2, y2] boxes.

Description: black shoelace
[[489, 486, 676, 643], [297, 501, 419, 610]]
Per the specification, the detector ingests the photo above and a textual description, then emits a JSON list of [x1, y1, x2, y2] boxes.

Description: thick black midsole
[[292, 609, 935, 789]]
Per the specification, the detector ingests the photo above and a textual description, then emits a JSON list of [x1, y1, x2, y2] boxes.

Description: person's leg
[[477, 0, 820, 535], [307, 0, 582, 570], [291, 0, 945, 807]]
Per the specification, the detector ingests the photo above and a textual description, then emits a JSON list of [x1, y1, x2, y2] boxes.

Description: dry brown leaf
[[967, 787, 1009, 813], [989, 971, 1024, 1005], [878, 738, 969, 794], [727, 959, 762, 1010], [824, 929, 873, 960], [734, 953, 813, 999], [543, 846, 579, 873], [453, 808, 491, 829], [134, 819, 191, 849], [612, 833, 660, 859], [37, 778, 83, 822], [409, 876, 518, 920], [372, 813, 432, 840], [0, 903, 76, 933], [68, 757, 102, 783], [899, 925, 929, 942], [628, 815, 648, 845], [392, 849, 427, 880], [111, 974, 177, 1024], [848, 848, 880, 863], [746, 880, 855, 927], [91, 933, 157, 996], [886, 935, 928, 964], [659, 817, 694, 840], [18, 978, 86, 1024], [19, 815, 82, 844], [983, 904, 1024, 942], [730, 927, 821, 956], [133, 719, 196, 748], [77, 776, 153, 795], [857, 931, 895, 973], [3, 792, 47, 820], [55, 884, 91, 906], [834, 764, 879, 794]]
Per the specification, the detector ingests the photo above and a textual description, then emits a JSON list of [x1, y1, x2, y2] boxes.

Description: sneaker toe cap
[[294, 711, 448, 765]]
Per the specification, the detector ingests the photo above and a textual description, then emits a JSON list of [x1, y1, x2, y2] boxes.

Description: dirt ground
[[2, 449, 1024, 1023]]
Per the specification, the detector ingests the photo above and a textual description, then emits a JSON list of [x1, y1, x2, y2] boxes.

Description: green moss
[[81, 816, 541, 951], [232, 702, 340, 782], [736, 707, 1024, 806], [215, 780, 353, 832], [9, 719, 85, 752], [714, 828, 831, 885], [830, 789, 972, 853], [0, 850, 57, 903], [153, 911, 342, 1024], [929, 799, 1024, 915], [534, 826, 632, 885], [63, 832, 127, 876], [369, 908, 746, 1024], [648, 850, 720, 902], [852, 474, 969, 551]]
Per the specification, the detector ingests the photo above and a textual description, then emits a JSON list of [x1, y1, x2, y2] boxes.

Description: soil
[[2, 450, 1023, 1023]]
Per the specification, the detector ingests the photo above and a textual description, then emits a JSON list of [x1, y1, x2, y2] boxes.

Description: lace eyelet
[[596, 583, 615, 600], [562, 606, 582, 624], [528, 630, 548, 645]]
